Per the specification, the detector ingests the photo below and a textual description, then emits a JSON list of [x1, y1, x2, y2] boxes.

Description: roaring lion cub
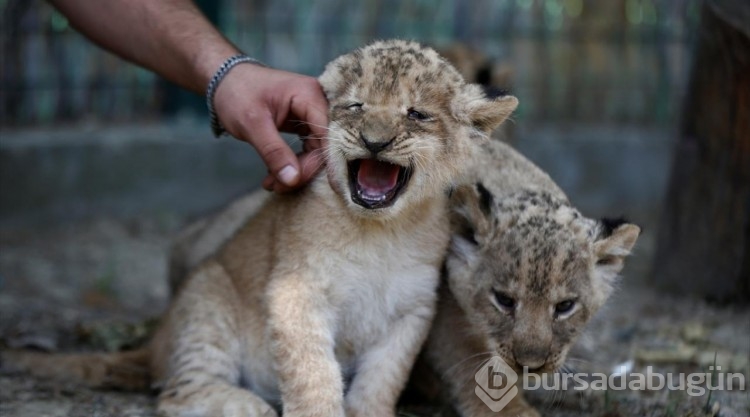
[[3, 40, 518, 417], [423, 139, 640, 416]]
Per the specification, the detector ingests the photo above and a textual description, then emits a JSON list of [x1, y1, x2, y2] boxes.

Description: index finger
[[244, 113, 302, 187], [291, 84, 329, 144]]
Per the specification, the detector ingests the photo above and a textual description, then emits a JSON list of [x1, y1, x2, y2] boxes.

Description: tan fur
[[1, 348, 150, 391], [423, 139, 640, 417], [167, 189, 268, 293], [2, 40, 518, 417]]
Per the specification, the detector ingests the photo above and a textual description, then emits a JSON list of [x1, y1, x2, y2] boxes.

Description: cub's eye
[[347, 103, 363, 111], [493, 291, 516, 311], [554, 300, 576, 316], [407, 107, 430, 121]]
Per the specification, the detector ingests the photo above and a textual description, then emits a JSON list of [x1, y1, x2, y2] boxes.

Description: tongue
[[357, 159, 400, 197]]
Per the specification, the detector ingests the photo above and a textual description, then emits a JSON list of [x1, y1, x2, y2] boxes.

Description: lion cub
[[3, 40, 518, 417], [424, 139, 640, 416]]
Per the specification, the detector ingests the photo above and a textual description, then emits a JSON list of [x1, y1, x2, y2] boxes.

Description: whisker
[[563, 357, 591, 364], [543, 370, 564, 411], [455, 356, 495, 394], [300, 148, 328, 173], [443, 351, 494, 377], [287, 119, 333, 133]]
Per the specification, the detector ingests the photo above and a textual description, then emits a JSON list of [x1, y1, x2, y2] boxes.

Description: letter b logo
[[474, 356, 519, 412]]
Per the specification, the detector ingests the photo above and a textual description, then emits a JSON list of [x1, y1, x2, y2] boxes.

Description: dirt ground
[[0, 216, 748, 417]]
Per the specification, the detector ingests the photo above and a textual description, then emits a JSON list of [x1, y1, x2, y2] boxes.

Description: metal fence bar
[[0, 0, 701, 128]]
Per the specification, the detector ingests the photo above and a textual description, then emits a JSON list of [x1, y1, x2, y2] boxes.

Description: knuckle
[[244, 110, 266, 125], [305, 77, 321, 89], [258, 141, 288, 165]]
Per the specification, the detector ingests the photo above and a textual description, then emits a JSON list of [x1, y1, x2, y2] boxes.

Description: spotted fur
[[424, 139, 641, 417], [320, 40, 518, 218]]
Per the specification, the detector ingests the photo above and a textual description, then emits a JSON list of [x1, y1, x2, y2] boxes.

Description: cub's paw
[[158, 393, 279, 417]]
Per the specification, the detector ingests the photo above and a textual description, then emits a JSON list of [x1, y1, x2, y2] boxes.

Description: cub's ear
[[448, 183, 494, 263], [593, 218, 641, 281], [318, 61, 344, 99], [453, 84, 518, 134], [588, 218, 640, 306], [318, 49, 362, 100]]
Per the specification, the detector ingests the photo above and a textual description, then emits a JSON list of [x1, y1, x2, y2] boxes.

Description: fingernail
[[278, 165, 299, 186]]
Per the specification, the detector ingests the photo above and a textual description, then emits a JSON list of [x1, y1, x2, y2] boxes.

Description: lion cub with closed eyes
[[2, 40, 517, 417]]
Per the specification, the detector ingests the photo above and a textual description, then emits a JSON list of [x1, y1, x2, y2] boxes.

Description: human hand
[[212, 64, 329, 192]]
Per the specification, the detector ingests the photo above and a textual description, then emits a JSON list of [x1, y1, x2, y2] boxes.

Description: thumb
[[249, 116, 300, 187]]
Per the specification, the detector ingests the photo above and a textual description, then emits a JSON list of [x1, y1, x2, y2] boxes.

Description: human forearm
[[50, 0, 329, 190], [49, 0, 238, 94]]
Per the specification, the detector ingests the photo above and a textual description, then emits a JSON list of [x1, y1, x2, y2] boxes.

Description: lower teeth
[[360, 191, 387, 202]]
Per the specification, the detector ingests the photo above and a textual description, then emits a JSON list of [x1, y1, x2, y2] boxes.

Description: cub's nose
[[360, 133, 394, 154], [513, 347, 549, 372]]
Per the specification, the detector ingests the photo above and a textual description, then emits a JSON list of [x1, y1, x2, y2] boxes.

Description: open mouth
[[347, 159, 411, 209]]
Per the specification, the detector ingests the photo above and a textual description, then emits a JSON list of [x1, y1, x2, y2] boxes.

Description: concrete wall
[[1, 122, 672, 233], [0, 122, 270, 227]]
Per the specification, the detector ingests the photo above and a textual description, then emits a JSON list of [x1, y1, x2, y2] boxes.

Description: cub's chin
[[347, 158, 412, 210], [500, 354, 565, 375]]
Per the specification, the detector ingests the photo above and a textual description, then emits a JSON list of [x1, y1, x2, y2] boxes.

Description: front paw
[[345, 401, 393, 417], [283, 404, 345, 417]]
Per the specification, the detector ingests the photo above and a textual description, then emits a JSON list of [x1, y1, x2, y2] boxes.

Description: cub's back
[[471, 139, 566, 200]]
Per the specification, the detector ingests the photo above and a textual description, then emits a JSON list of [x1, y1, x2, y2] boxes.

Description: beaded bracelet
[[206, 54, 266, 137]]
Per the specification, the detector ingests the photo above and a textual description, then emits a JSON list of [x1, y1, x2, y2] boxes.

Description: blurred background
[[2, 0, 699, 228], [3, 0, 698, 126], [1, 1, 748, 416], [1, 0, 710, 306], [1, 0, 703, 287]]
